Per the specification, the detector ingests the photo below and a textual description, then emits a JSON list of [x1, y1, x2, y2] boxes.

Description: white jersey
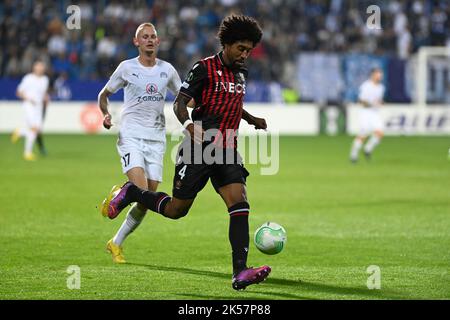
[[358, 80, 385, 109], [17, 73, 49, 108], [17, 73, 49, 129], [357, 79, 385, 135], [106, 57, 181, 141]]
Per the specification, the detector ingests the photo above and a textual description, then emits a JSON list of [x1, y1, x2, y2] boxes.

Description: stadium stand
[[0, 0, 449, 103]]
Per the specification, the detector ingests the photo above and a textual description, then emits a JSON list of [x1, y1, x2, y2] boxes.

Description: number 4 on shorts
[[178, 164, 187, 180]]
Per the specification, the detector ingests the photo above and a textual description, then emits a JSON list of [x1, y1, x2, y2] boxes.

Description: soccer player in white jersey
[[98, 23, 185, 263], [350, 68, 385, 163], [12, 61, 50, 161]]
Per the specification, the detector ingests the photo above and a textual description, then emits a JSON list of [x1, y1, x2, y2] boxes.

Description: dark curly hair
[[217, 15, 263, 48]]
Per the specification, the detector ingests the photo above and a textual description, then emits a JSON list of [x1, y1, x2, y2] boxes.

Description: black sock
[[36, 134, 46, 153], [228, 202, 250, 275], [126, 184, 171, 215]]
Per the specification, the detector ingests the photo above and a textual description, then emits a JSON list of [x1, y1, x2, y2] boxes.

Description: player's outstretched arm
[[98, 87, 113, 129], [242, 109, 267, 130]]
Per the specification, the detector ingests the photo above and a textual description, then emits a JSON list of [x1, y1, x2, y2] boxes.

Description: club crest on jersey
[[146, 83, 159, 94], [160, 72, 168, 78], [237, 72, 245, 84]]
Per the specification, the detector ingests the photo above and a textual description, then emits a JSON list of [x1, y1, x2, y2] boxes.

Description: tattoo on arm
[[174, 94, 192, 124]]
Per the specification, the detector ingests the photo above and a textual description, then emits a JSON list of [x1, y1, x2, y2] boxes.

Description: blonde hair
[[135, 23, 157, 38]]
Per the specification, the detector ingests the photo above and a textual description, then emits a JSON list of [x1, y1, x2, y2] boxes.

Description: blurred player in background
[[350, 68, 385, 163], [101, 15, 271, 290], [98, 23, 184, 263], [12, 61, 50, 161]]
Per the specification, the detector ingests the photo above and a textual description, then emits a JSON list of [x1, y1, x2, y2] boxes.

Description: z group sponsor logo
[[138, 83, 164, 102]]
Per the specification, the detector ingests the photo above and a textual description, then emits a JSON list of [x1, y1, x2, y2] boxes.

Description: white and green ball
[[254, 222, 287, 255]]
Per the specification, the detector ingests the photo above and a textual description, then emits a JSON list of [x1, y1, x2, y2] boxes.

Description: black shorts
[[172, 141, 249, 199]]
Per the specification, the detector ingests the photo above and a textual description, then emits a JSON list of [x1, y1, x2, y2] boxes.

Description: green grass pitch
[[0, 134, 449, 300]]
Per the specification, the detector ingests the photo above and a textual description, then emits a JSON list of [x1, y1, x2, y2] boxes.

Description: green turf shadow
[[125, 263, 407, 300], [284, 281, 408, 300], [174, 293, 267, 300]]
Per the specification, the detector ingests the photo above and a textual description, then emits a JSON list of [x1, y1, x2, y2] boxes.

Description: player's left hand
[[103, 114, 113, 129], [251, 117, 267, 130]]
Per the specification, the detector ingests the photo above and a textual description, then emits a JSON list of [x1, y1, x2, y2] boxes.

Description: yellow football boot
[[11, 128, 20, 144], [24, 153, 37, 161], [106, 239, 126, 264], [100, 185, 121, 218]]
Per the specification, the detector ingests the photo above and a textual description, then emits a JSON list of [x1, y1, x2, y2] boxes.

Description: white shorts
[[117, 137, 166, 182], [24, 103, 43, 129], [358, 108, 384, 136]]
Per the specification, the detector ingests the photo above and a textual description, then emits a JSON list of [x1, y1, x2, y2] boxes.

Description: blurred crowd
[[0, 0, 449, 85]]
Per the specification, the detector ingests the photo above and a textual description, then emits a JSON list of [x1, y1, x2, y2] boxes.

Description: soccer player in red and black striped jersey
[[100, 15, 270, 290]]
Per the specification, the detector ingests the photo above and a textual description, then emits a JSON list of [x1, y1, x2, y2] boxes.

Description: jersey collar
[[218, 51, 247, 74], [218, 51, 227, 67]]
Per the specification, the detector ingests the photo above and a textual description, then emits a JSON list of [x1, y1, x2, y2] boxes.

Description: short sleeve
[[105, 62, 126, 93], [179, 61, 207, 102], [167, 64, 182, 95], [17, 75, 30, 93]]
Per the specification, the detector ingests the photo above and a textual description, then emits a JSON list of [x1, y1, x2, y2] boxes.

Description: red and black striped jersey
[[179, 52, 247, 148]]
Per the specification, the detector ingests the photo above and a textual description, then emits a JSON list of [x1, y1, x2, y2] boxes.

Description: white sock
[[350, 138, 363, 160], [24, 129, 37, 155], [364, 135, 380, 154], [112, 204, 147, 246]]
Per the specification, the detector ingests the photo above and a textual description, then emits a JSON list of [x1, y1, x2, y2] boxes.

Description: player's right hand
[[186, 123, 204, 144], [103, 114, 113, 129]]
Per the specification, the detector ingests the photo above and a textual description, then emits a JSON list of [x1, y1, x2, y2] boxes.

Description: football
[[254, 222, 287, 255]]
